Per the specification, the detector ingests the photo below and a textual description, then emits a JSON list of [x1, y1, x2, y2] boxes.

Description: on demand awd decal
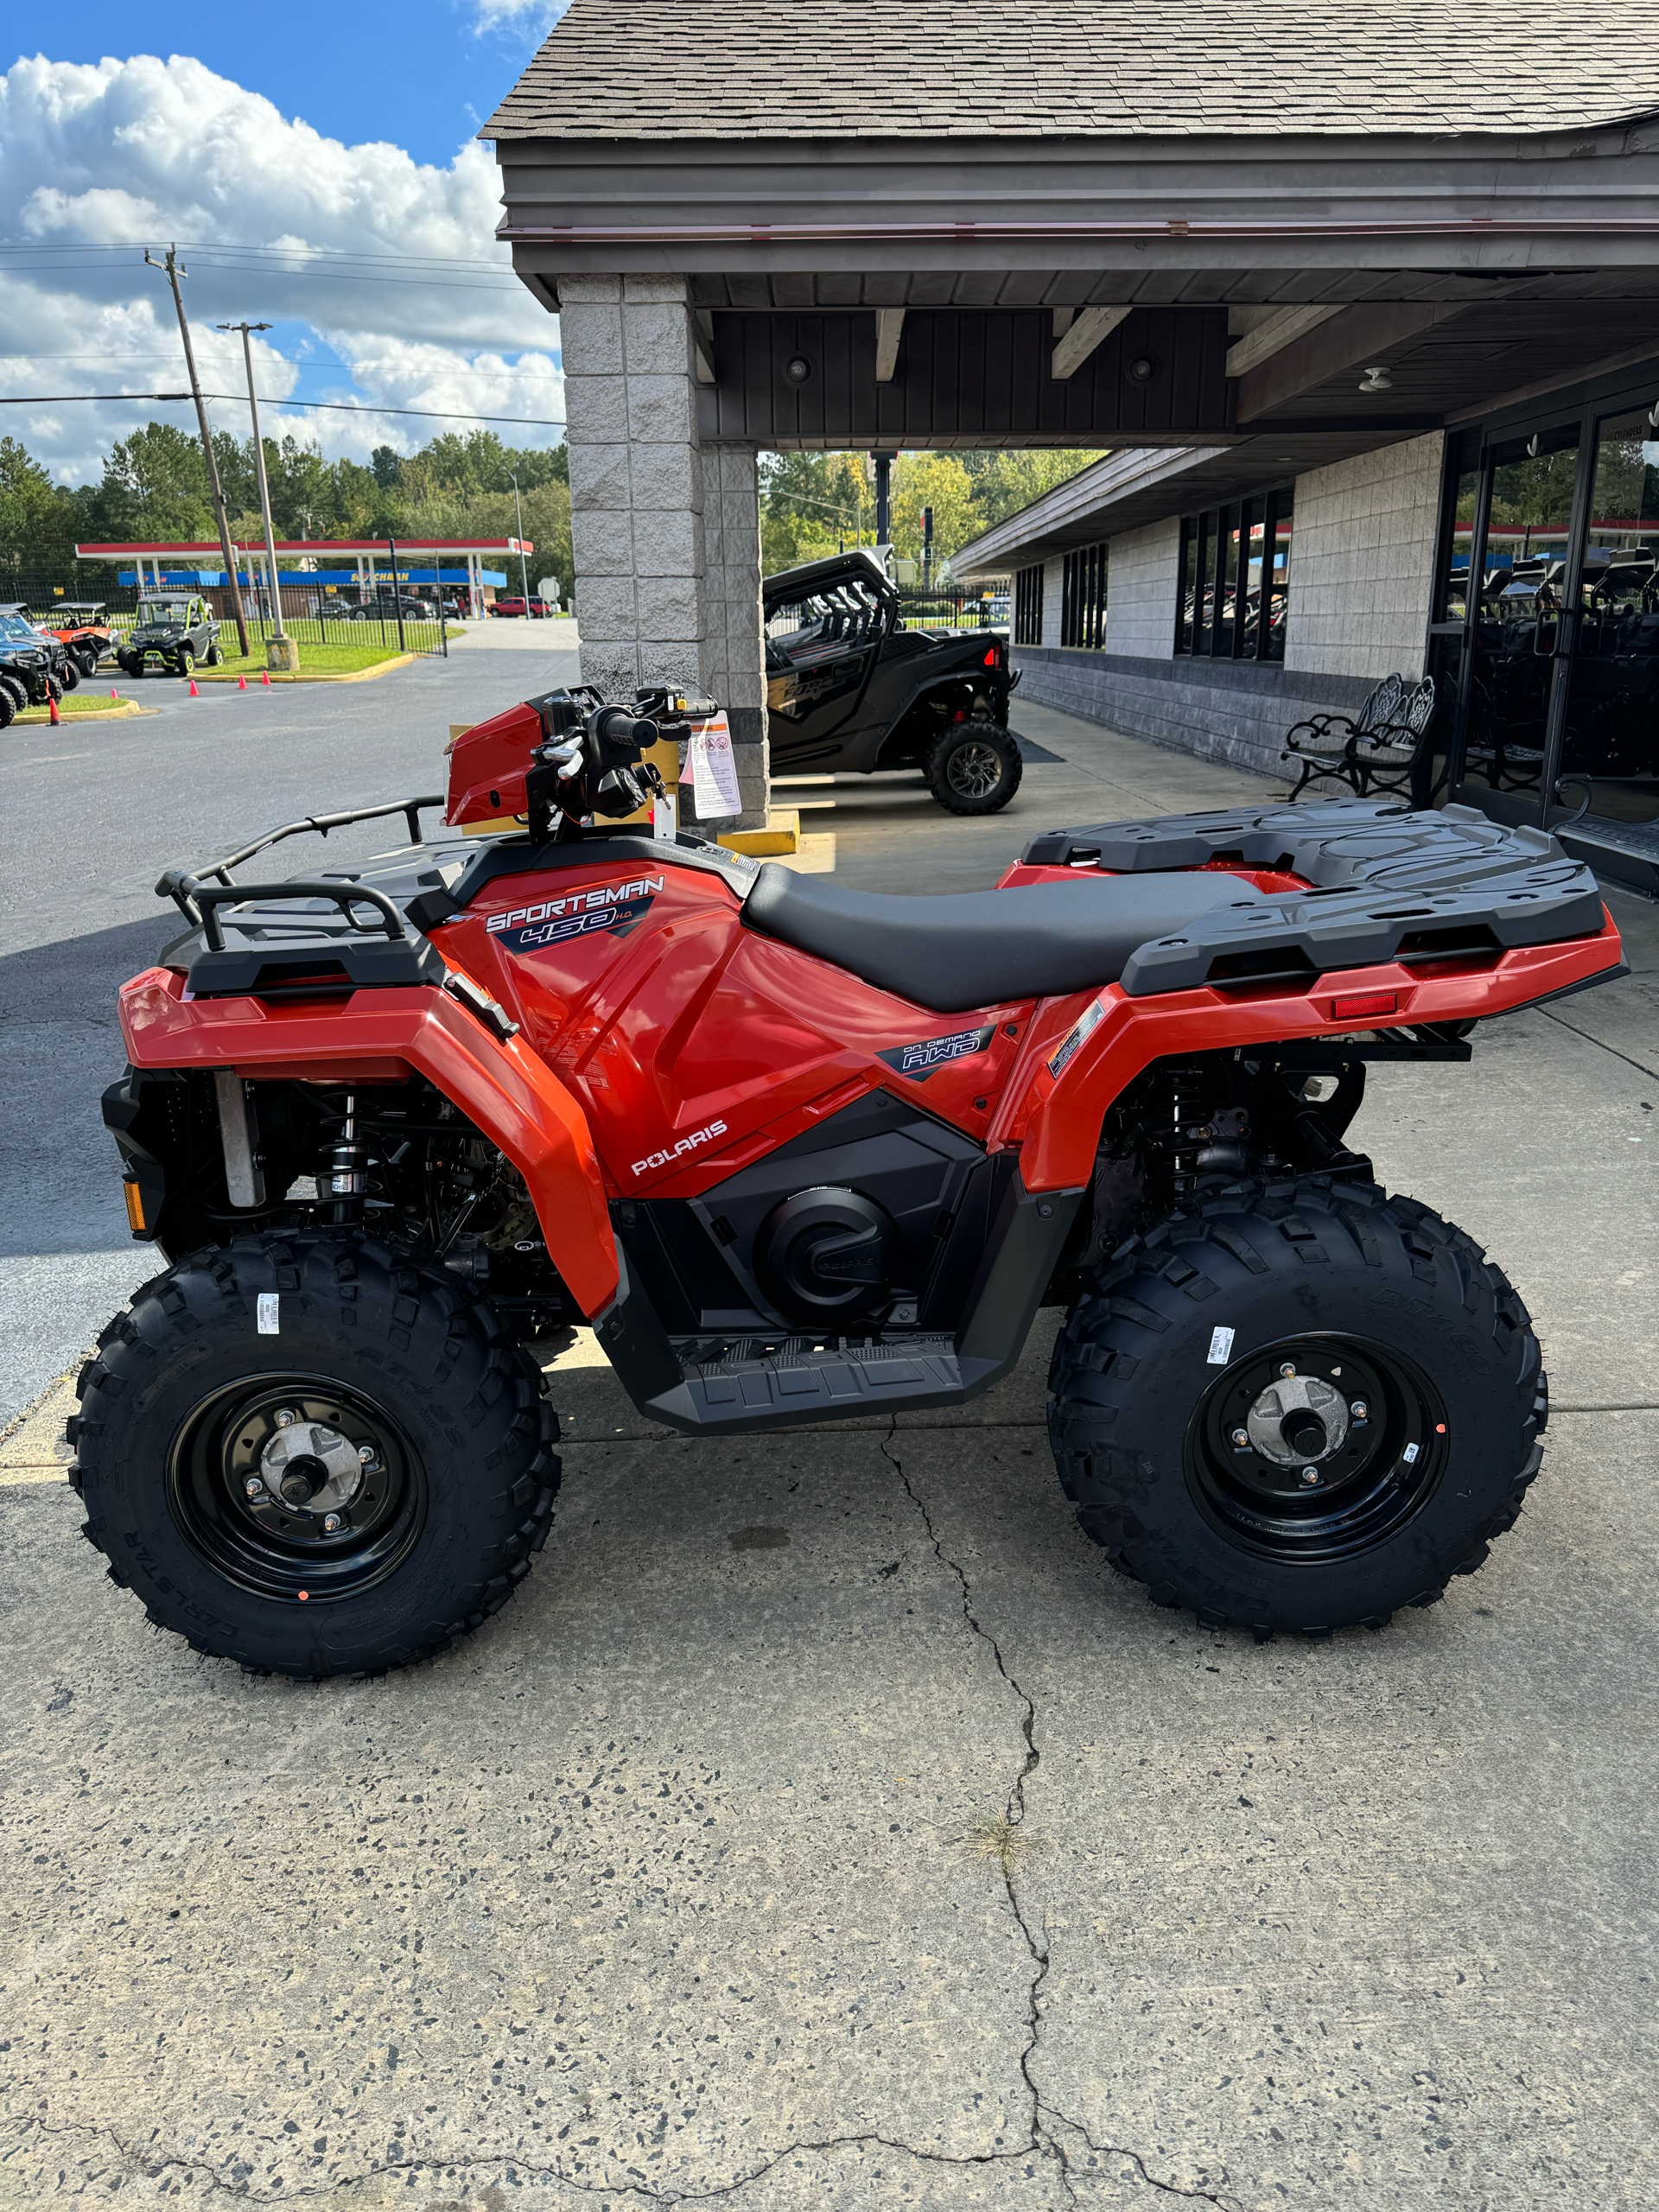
[[486, 875, 664, 953], [878, 1026, 996, 1082]]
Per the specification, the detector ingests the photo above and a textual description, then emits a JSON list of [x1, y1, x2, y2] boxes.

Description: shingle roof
[[482, 0, 1659, 140]]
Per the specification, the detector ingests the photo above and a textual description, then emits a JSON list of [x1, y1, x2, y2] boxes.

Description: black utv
[[0, 607, 67, 723], [117, 594, 223, 678], [765, 551, 1020, 813]]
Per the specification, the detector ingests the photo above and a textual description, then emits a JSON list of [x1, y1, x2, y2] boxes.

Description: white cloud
[[468, 0, 569, 37], [0, 53, 564, 479]]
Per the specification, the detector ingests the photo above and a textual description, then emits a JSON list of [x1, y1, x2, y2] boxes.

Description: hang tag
[[689, 710, 742, 820], [652, 790, 677, 841], [257, 1293, 280, 1335], [1206, 1325, 1235, 1365]]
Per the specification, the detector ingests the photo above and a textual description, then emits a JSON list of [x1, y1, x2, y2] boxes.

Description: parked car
[[31, 601, 113, 677], [493, 594, 556, 618], [763, 550, 1020, 814], [343, 595, 433, 624], [0, 609, 67, 721], [117, 595, 222, 678]]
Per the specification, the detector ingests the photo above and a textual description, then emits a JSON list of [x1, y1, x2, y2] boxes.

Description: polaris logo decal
[[878, 1026, 995, 1082], [486, 874, 663, 952], [632, 1120, 728, 1178]]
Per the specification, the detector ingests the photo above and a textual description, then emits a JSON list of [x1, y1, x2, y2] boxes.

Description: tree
[[957, 449, 1110, 533], [889, 454, 976, 571], [92, 423, 214, 542]]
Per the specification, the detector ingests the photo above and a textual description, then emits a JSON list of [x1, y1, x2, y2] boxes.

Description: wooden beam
[[875, 308, 905, 383], [1051, 304, 1131, 381], [692, 309, 716, 385], [1224, 303, 1344, 380]]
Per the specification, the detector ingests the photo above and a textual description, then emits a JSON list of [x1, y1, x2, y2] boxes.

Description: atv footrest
[[668, 1332, 963, 1427]]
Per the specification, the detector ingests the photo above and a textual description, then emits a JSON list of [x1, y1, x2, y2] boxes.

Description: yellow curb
[[14, 697, 157, 722], [193, 652, 417, 685], [720, 808, 801, 857]]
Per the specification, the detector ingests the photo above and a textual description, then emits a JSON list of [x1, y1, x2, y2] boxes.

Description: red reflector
[[983, 648, 997, 666], [1331, 990, 1398, 1020]]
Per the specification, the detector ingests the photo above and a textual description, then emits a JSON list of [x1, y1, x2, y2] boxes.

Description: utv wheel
[[925, 720, 1023, 814], [0, 683, 14, 729], [44, 672, 61, 702], [0, 672, 29, 712], [204, 640, 222, 667], [175, 646, 194, 678], [68, 1233, 560, 1679], [76, 648, 99, 679], [58, 655, 80, 690], [1047, 1177, 1547, 1637]]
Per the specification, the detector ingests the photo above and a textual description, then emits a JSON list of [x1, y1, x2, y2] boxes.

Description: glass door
[[1454, 424, 1582, 814], [1558, 408, 1659, 835]]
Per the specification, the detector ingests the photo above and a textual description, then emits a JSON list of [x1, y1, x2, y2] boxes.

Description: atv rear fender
[[117, 965, 619, 1316], [995, 918, 1625, 1192]]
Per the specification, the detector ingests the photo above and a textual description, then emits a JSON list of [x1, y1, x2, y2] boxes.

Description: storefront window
[[1459, 424, 1580, 800], [1176, 488, 1290, 660], [1561, 410, 1659, 828], [1437, 464, 1479, 622], [1060, 542, 1108, 649]]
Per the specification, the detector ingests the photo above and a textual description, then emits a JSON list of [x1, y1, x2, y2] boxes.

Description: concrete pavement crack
[[880, 1421, 1246, 2212]]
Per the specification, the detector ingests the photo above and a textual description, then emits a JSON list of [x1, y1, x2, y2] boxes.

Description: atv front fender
[[117, 966, 619, 1316]]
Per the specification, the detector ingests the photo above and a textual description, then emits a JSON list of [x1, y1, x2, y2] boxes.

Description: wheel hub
[[947, 742, 1001, 798], [1246, 1372, 1350, 1466], [259, 1419, 363, 1516]]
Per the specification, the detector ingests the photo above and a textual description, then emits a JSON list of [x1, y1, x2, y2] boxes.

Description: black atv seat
[[742, 862, 1270, 1014]]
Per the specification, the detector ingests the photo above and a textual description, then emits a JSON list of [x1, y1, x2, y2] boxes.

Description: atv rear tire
[[1047, 1176, 1547, 1637], [925, 720, 1023, 814], [58, 655, 79, 690], [69, 1232, 560, 1679], [76, 648, 99, 679]]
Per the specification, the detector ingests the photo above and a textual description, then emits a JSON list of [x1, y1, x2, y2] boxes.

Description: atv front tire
[[0, 672, 28, 713], [70, 1233, 560, 1679], [58, 655, 79, 691], [925, 720, 1023, 814], [1048, 1177, 1547, 1637]]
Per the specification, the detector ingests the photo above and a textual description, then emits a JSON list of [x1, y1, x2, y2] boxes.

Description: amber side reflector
[[123, 1179, 147, 1234], [1330, 989, 1398, 1021]]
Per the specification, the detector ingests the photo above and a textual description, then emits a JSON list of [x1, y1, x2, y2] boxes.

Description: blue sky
[[19, 3, 556, 168], [2, 10, 569, 480]]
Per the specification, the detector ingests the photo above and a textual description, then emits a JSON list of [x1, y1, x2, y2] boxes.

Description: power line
[[0, 391, 565, 428]]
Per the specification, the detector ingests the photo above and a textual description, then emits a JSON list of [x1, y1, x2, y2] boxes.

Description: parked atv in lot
[[32, 601, 114, 679], [117, 593, 222, 678], [765, 550, 1020, 814], [79, 684, 1623, 1676], [0, 608, 67, 723]]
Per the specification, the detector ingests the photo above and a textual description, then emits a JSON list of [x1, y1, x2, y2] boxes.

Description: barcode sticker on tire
[[257, 1294, 279, 1335], [1207, 1325, 1235, 1365]]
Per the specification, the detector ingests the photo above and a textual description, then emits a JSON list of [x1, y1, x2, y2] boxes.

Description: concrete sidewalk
[[3, 703, 1656, 2211]]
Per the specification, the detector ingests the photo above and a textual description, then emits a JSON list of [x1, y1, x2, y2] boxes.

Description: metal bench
[[1282, 673, 1437, 802]]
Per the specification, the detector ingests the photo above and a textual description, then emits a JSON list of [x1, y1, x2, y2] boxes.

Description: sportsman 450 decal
[[487, 875, 664, 953], [877, 1026, 996, 1082]]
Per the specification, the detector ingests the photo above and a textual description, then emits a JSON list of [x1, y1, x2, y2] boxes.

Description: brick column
[[560, 273, 767, 830]]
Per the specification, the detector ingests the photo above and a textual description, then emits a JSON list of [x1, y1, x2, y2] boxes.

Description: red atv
[[78, 687, 1624, 1677]]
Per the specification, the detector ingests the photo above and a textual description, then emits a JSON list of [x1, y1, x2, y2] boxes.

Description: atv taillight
[[982, 647, 998, 667]]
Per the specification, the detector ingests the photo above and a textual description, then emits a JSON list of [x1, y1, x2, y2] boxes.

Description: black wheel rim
[[166, 1373, 427, 1604], [1185, 1332, 1448, 1564], [946, 741, 1004, 798]]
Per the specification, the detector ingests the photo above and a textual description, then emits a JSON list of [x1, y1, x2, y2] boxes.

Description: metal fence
[[4, 569, 451, 660], [893, 588, 1008, 632]]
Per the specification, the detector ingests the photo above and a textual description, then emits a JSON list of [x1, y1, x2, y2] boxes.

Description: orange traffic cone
[[261, 670, 271, 687], [238, 675, 247, 690], [48, 694, 61, 725], [188, 678, 200, 696]]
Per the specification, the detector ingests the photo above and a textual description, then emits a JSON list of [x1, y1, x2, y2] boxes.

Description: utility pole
[[871, 453, 893, 574], [218, 320, 293, 670], [510, 473, 531, 604], [147, 245, 251, 658]]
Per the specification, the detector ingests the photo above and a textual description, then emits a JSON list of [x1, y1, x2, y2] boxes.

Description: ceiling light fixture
[[1357, 365, 1394, 393]]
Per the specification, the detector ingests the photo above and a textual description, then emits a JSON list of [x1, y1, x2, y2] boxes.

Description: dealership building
[[485, 3, 1659, 886]]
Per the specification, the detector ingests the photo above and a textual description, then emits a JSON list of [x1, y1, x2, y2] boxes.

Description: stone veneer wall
[[560, 272, 767, 828], [1010, 438, 1445, 779], [1285, 433, 1444, 683]]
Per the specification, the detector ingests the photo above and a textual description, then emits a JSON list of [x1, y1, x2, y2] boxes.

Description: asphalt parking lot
[[3, 654, 1656, 2209]]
